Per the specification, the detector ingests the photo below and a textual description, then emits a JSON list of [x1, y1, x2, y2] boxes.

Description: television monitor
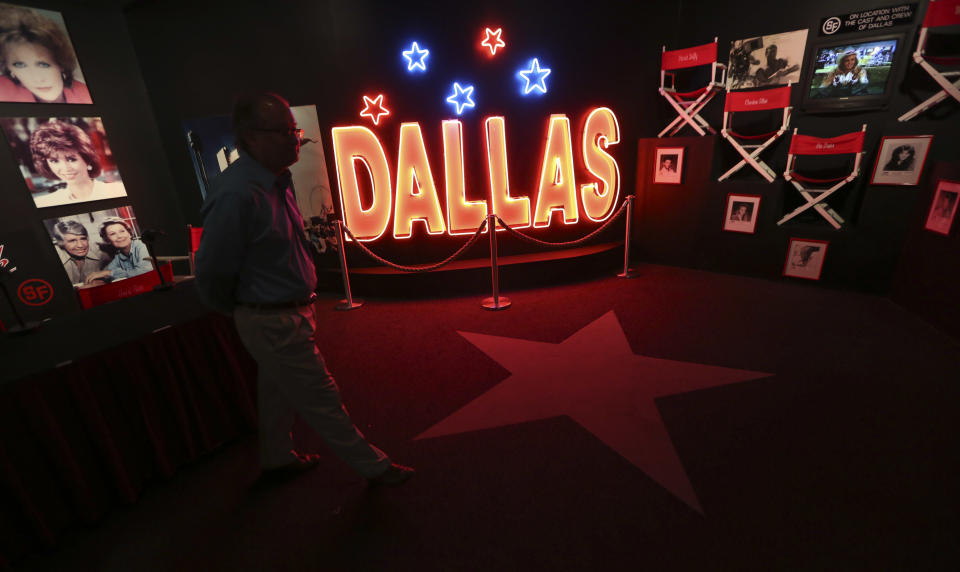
[[801, 33, 905, 113]]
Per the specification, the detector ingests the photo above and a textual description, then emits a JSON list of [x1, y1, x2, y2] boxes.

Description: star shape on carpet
[[481, 27, 506, 56], [359, 94, 390, 125], [416, 311, 772, 512]]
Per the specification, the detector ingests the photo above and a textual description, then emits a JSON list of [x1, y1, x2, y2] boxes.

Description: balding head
[[231, 92, 300, 174]]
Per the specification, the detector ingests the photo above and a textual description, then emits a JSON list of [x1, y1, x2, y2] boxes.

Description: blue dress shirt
[[195, 153, 317, 313]]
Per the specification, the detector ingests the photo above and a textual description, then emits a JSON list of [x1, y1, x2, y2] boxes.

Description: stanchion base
[[481, 296, 512, 310], [617, 269, 639, 279], [335, 299, 364, 311]]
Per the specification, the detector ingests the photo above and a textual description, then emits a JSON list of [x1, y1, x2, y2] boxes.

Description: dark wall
[[628, 0, 960, 296], [121, 0, 681, 263], [0, 0, 184, 328]]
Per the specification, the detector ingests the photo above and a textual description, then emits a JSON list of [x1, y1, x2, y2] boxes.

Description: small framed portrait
[[783, 238, 828, 281], [653, 147, 684, 184], [870, 135, 933, 186], [0, 3, 93, 104], [0, 116, 127, 208], [723, 193, 761, 234], [924, 179, 960, 236], [42, 206, 151, 288]]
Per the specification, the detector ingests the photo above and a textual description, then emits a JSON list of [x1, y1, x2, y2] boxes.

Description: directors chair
[[659, 38, 727, 137], [899, 0, 960, 121], [718, 85, 793, 183], [778, 124, 867, 230]]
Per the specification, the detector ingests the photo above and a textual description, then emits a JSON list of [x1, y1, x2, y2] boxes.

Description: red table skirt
[[0, 312, 257, 567]]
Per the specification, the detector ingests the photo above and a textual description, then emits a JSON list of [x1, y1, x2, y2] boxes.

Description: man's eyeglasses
[[252, 127, 304, 140]]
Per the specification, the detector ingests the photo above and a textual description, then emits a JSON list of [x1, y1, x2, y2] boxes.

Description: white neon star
[[445, 82, 476, 115], [402, 41, 430, 72], [519, 58, 551, 95]]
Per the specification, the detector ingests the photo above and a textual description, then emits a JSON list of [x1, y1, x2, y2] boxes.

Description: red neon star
[[480, 27, 505, 56], [359, 94, 390, 126], [416, 311, 772, 512]]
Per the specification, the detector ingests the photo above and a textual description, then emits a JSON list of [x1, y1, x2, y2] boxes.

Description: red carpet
[[15, 264, 960, 571]]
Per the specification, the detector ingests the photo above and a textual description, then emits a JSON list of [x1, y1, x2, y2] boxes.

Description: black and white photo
[[870, 135, 933, 186], [723, 194, 761, 234], [653, 147, 684, 184], [727, 29, 808, 91]]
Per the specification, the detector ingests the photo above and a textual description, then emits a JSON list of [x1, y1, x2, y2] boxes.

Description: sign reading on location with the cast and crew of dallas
[[819, 3, 918, 36]]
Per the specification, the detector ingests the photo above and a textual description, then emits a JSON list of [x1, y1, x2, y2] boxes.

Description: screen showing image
[[808, 38, 898, 100]]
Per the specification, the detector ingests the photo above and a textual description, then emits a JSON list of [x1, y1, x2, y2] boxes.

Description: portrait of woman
[[882, 145, 915, 171], [0, 3, 92, 104], [870, 135, 933, 186], [27, 119, 126, 207], [1, 116, 127, 208], [83, 218, 153, 284], [820, 50, 869, 96]]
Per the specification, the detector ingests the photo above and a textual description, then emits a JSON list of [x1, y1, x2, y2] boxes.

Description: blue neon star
[[446, 82, 476, 115], [402, 41, 430, 72], [518, 58, 551, 95]]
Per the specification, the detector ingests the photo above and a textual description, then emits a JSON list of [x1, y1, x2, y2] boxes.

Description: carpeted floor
[[14, 264, 960, 571]]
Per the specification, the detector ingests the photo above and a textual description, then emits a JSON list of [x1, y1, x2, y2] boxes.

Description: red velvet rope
[[342, 218, 488, 272], [495, 200, 629, 248]]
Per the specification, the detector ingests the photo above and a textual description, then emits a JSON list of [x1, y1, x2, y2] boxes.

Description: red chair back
[[788, 131, 865, 156], [662, 42, 718, 71], [724, 85, 792, 112], [923, 0, 960, 28]]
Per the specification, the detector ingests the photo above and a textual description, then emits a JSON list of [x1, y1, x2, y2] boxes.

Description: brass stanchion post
[[481, 214, 511, 310], [334, 220, 363, 310], [618, 196, 637, 278]]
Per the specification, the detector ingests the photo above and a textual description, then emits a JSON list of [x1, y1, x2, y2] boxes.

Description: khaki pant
[[233, 304, 389, 477]]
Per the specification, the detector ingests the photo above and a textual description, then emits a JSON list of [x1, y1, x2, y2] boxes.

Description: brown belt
[[236, 294, 317, 310]]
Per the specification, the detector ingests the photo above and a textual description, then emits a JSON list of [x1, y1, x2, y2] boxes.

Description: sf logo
[[18, 279, 54, 306], [822, 17, 842, 35]]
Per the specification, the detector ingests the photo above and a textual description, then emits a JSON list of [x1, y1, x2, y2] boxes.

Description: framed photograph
[[653, 147, 684, 184], [924, 180, 960, 236], [727, 29, 808, 91], [783, 238, 828, 281], [0, 116, 127, 208], [42, 206, 151, 288], [870, 135, 933, 186], [0, 2, 93, 104], [723, 194, 761, 234]]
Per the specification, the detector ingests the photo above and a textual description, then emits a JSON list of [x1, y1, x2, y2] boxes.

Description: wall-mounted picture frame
[[0, 116, 127, 208], [727, 28, 808, 91], [783, 238, 828, 280], [0, 2, 93, 104], [42, 206, 151, 288], [723, 193, 761, 234], [924, 179, 960, 236], [653, 147, 684, 184], [870, 135, 933, 186]]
